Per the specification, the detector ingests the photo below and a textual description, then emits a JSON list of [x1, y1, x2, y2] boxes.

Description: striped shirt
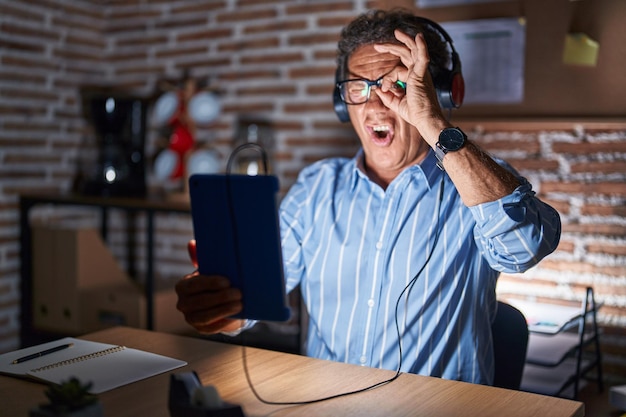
[[279, 149, 561, 385]]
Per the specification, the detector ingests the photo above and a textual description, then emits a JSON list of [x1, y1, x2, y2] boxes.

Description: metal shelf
[[510, 287, 603, 400]]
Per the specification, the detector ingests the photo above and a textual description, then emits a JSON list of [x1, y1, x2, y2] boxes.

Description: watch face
[[439, 127, 466, 152]]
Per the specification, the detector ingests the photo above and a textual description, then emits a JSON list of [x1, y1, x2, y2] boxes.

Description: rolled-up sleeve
[[469, 178, 561, 273]]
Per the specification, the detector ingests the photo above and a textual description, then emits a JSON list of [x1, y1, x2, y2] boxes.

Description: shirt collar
[[351, 149, 367, 191], [350, 148, 443, 191], [420, 149, 443, 190]]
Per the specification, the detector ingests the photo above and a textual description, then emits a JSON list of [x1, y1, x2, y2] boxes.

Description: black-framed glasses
[[337, 77, 406, 105]]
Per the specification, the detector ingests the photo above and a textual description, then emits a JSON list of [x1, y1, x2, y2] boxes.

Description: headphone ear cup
[[448, 50, 464, 108], [414, 17, 464, 109], [434, 69, 464, 109], [433, 51, 464, 109], [450, 70, 465, 108], [333, 86, 350, 123], [434, 69, 451, 109], [333, 64, 350, 123]]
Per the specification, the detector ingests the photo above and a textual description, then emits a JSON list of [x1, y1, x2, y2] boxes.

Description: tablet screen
[[188, 174, 290, 322]]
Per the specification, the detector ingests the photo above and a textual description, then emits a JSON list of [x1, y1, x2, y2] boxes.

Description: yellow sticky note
[[563, 33, 599, 66]]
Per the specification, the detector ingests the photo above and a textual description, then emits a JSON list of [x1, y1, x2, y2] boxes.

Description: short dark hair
[[337, 9, 450, 80]]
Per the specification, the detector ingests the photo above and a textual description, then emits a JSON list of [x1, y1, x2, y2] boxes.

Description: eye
[[348, 83, 367, 96], [388, 80, 406, 97], [393, 80, 406, 91]]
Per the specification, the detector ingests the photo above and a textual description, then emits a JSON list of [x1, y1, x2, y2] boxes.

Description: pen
[[11, 343, 74, 364], [534, 321, 558, 327]]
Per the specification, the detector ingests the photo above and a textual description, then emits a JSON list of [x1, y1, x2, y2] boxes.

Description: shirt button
[[359, 356, 367, 364], [367, 299, 375, 307], [376, 241, 383, 250]]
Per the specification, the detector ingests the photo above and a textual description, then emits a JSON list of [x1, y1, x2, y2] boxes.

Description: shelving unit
[[19, 192, 191, 348], [507, 287, 603, 400]]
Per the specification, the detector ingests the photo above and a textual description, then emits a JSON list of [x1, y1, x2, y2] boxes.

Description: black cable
[[225, 144, 445, 405], [392, 176, 445, 374], [226, 142, 269, 175]]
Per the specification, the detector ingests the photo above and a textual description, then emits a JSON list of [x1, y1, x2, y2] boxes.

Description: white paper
[[0, 337, 187, 394], [441, 18, 526, 104]]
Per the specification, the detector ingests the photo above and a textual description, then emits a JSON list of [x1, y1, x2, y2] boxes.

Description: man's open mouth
[[369, 125, 393, 144], [373, 125, 389, 137]]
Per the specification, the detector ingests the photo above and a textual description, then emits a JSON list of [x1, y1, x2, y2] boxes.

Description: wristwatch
[[434, 127, 467, 169]]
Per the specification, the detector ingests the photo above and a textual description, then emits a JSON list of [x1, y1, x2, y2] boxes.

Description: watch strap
[[434, 143, 446, 170]]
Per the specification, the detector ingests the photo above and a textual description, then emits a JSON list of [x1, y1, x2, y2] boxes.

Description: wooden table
[[0, 326, 585, 417]]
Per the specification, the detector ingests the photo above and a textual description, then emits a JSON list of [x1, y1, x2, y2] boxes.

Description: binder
[[0, 337, 186, 394]]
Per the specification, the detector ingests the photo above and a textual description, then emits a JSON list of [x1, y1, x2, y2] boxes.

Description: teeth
[[372, 126, 389, 132]]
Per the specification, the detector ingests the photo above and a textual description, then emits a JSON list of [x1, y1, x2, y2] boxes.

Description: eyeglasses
[[336, 77, 406, 105]]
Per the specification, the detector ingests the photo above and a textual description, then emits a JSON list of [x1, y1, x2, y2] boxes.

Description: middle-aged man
[[176, 9, 561, 386]]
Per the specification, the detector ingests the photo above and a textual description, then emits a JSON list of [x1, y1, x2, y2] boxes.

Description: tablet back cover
[[188, 174, 290, 322]]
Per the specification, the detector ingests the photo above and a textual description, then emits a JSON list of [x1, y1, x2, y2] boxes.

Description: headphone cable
[[225, 144, 444, 406]]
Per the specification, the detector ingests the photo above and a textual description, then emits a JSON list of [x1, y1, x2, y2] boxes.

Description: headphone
[[333, 16, 465, 123]]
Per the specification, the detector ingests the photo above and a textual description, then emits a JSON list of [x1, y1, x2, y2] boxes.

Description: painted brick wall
[[468, 121, 626, 381], [1, 0, 624, 383]]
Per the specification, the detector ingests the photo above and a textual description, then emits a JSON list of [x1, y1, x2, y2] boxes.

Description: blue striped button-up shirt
[[279, 150, 561, 385]]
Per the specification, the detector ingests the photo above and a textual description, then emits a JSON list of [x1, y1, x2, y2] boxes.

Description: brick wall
[[1, 0, 624, 382], [467, 121, 626, 381]]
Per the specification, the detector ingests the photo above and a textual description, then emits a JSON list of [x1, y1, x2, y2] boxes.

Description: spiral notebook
[[0, 337, 186, 393]]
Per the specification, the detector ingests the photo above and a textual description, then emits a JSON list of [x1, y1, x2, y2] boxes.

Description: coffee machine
[[79, 91, 147, 197]]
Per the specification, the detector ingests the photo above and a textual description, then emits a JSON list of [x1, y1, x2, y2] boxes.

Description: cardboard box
[[32, 225, 129, 334], [80, 281, 144, 331], [151, 285, 190, 334], [80, 282, 189, 334], [32, 224, 190, 335]]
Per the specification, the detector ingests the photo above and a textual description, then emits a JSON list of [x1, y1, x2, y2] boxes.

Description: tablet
[[188, 174, 290, 322]]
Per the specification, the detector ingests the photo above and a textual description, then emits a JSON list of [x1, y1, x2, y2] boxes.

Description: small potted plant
[[30, 377, 103, 417]]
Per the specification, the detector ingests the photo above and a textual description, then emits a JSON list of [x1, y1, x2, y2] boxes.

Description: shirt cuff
[[220, 319, 257, 337], [469, 179, 534, 238]]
